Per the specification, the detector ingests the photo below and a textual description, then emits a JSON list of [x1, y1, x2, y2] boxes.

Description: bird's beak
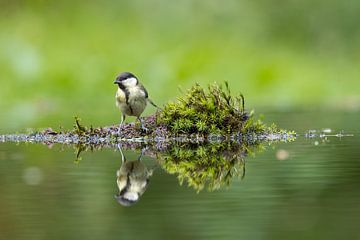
[[114, 79, 121, 84]]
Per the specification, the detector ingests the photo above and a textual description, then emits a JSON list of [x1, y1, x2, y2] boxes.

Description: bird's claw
[[116, 126, 122, 136], [140, 126, 149, 133]]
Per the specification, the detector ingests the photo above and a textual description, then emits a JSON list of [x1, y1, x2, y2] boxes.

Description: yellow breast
[[115, 87, 147, 117], [115, 88, 126, 104]]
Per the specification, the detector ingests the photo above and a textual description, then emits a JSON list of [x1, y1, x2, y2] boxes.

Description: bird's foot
[[140, 126, 149, 133], [116, 125, 123, 136], [138, 117, 148, 133]]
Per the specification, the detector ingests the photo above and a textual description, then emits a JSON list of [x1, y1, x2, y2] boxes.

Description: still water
[[0, 111, 359, 240]]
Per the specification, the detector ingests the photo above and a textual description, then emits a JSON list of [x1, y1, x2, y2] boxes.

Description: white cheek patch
[[122, 77, 137, 87]]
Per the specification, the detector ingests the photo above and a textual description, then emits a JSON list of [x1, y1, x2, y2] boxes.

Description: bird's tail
[[147, 98, 162, 110]]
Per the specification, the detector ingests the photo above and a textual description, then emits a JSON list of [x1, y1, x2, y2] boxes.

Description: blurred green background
[[1, 0, 360, 131], [1, 2, 360, 239]]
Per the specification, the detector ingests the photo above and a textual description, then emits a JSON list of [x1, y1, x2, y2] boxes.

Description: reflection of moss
[[158, 142, 264, 192], [159, 82, 249, 135]]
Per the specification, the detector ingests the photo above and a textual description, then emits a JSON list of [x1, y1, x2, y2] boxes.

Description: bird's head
[[115, 191, 140, 207], [114, 72, 138, 88], [115, 161, 152, 207]]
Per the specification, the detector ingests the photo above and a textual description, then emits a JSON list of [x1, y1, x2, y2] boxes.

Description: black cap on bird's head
[[114, 72, 137, 84]]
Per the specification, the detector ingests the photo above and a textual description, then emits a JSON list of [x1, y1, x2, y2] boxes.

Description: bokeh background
[[1, 0, 360, 131]]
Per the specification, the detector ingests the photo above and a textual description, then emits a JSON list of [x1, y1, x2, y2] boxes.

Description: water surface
[[0, 111, 359, 240]]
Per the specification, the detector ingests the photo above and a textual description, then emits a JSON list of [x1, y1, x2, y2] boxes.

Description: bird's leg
[[116, 144, 125, 178], [117, 144, 126, 163], [137, 147, 147, 161], [117, 114, 126, 135], [138, 117, 148, 132]]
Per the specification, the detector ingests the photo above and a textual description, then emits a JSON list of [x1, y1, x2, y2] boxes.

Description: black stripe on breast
[[119, 85, 131, 104], [119, 162, 135, 196]]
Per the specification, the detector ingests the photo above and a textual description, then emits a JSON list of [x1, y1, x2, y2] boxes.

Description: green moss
[[159, 82, 251, 135], [74, 116, 87, 135], [158, 142, 263, 192]]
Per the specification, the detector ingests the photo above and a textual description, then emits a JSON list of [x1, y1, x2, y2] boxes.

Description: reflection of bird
[[115, 146, 153, 207], [114, 72, 158, 133]]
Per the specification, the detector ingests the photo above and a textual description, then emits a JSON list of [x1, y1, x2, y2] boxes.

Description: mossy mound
[[159, 82, 250, 135]]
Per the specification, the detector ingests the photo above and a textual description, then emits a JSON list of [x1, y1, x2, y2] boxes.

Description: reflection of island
[[156, 142, 257, 192], [73, 138, 285, 206], [115, 146, 153, 206], [117, 140, 266, 193], [110, 141, 264, 206]]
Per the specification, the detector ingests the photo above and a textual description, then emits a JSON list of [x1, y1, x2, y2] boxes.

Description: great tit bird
[[114, 72, 158, 133], [115, 145, 153, 207]]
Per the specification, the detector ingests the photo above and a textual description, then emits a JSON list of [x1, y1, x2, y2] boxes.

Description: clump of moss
[[74, 117, 87, 135], [159, 82, 249, 135]]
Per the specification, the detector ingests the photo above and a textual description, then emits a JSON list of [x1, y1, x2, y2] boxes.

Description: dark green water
[[0, 111, 359, 240]]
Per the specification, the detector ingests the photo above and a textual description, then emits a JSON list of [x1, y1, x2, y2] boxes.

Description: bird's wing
[[139, 84, 148, 98], [139, 84, 160, 109]]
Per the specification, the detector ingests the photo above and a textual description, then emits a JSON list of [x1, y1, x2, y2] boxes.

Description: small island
[[1, 82, 296, 147]]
